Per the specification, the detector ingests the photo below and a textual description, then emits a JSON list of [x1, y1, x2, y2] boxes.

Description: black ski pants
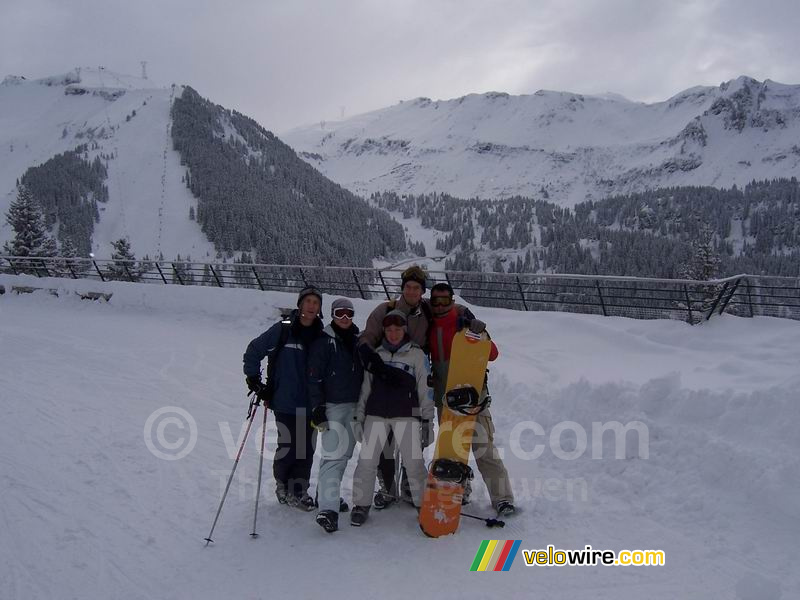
[[273, 410, 317, 497]]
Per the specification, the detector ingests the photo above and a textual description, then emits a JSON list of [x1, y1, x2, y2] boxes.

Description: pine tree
[[60, 237, 79, 258], [3, 185, 57, 257], [108, 238, 137, 281], [681, 224, 720, 281]]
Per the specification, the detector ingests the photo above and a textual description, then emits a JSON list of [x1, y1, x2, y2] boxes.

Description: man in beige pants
[[428, 282, 515, 516]]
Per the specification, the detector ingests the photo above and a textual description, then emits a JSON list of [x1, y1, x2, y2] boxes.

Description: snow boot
[[316, 510, 339, 533], [496, 501, 516, 517], [276, 485, 289, 505], [373, 490, 396, 510], [350, 505, 370, 527], [287, 493, 316, 512]]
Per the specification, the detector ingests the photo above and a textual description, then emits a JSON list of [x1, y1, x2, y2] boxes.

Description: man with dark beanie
[[243, 285, 324, 510], [428, 282, 515, 515], [357, 265, 432, 507], [307, 298, 364, 532]]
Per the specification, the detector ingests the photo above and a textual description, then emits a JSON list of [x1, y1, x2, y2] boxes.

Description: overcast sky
[[2, 0, 798, 133]]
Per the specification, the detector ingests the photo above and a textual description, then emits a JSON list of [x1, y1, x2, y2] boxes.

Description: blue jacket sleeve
[[242, 323, 281, 378], [307, 337, 330, 409]]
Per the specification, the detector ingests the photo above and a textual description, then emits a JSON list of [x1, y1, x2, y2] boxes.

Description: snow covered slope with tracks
[[0, 275, 797, 598]]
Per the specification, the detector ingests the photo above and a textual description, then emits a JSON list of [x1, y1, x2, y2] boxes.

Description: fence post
[[378, 270, 391, 300], [683, 284, 694, 325], [39, 258, 51, 278], [705, 281, 729, 320], [594, 280, 607, 316], [208, 264, 222, 287], [155, 262, 168, 284], [172, 263, 184, 285], [66, 260, 77, 279], [745, 278, 754, 317], [352, 270, 366, 299], [515, 276, 529, 311], [251, 266, 264, 291], [718, 278, 741, 316], [299, 268, 308, 287], [123, 262, 134, 282], [92, 260, 106, 282], [7, 258, 19, 275]]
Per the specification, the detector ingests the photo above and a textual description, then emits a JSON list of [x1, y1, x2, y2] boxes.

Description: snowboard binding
[[431, 458, 474, 485], [445, 385, 490, 416]]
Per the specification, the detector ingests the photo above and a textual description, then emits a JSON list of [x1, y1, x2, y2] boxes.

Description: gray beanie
[[297, 285, 323, 307], [382, 308, 408, 329], [331, 297, 354, 316]]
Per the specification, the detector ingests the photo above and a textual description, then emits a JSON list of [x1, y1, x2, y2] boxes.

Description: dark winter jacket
[[356, 340, 433, 422], [242, 310, 324, 415], [307, 324, 364, 408]]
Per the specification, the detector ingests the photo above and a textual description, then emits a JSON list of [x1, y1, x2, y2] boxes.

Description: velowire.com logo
[[470, 540, 522, 571]]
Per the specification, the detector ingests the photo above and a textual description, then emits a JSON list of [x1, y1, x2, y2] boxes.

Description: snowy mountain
[[1, 273, 797, 598], [283, 76, 800, 204], [0, 68, 214, 259], [0, 69, 405, 264]]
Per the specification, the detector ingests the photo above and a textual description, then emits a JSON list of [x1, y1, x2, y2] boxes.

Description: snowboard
[[419, 329, 491, 537]]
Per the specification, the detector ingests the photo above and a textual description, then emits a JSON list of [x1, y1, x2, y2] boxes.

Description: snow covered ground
[[1, 274, 797, 599]]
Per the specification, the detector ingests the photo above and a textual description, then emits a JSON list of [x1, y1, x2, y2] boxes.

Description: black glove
[[420, 420, 434, 448], [246, 376, 270, 404], [467, 318, 486, 334], [358, 344, 386, 372], [311, 404, 328, 431]]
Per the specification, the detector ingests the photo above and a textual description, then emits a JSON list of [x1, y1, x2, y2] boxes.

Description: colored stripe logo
[[470, 540, 522, 571]]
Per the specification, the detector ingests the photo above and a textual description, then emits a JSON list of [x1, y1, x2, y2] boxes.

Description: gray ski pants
[[351, 416, 427, 507]]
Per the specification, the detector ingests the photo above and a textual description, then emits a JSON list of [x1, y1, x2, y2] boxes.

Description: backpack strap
[[264, 319, 291, 399]]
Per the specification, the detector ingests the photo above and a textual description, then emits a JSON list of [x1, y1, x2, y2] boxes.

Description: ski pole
[[378, 490, 506, 529], [459, 511, 505, 528], [250, 400, 269, 538], [204, 395, 260, 546]]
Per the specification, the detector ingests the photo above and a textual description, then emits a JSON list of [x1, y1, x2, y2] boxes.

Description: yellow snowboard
[[419, 329, 491, 537]]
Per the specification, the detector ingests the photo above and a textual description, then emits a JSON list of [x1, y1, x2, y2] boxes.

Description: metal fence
[[2, 255, 799, 324]]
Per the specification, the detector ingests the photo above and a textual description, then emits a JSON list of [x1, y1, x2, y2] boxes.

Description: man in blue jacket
[[307, 297, 364, 533], [243, 286, 324, 511]]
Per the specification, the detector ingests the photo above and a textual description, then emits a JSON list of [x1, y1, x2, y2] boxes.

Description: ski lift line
[[156, 86, 175, 255], [96, 67, 128, 239]]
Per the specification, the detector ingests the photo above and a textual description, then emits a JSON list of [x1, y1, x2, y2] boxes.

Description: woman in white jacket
[[350, 310, 433, 526]]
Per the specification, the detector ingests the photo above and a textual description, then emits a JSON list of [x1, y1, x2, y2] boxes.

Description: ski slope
[[0, 275, 797, 599], [0, 69, 215, 260]]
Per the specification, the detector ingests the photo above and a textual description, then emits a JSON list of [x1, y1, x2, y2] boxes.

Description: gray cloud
[[1, 0, 798, 132]]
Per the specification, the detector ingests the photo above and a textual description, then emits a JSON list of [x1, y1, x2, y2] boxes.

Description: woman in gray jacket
[[350, 310, 434, 526]]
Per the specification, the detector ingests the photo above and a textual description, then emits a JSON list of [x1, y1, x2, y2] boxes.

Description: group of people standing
[[243, 266, 515, 533]]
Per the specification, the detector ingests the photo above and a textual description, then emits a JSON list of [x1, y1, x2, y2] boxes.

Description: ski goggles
[[382, 314, 407, 328], [332, 308, 355, 320], [430, 295, 453, 307]]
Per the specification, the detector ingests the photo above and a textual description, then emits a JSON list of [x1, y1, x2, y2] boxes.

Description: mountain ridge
[[283, 76, 800, 204]]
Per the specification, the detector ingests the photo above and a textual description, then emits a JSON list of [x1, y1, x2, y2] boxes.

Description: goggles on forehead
[[430, 295, 453, 307], [382, 314, 406, 328], [333, 308, 355, 320]]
